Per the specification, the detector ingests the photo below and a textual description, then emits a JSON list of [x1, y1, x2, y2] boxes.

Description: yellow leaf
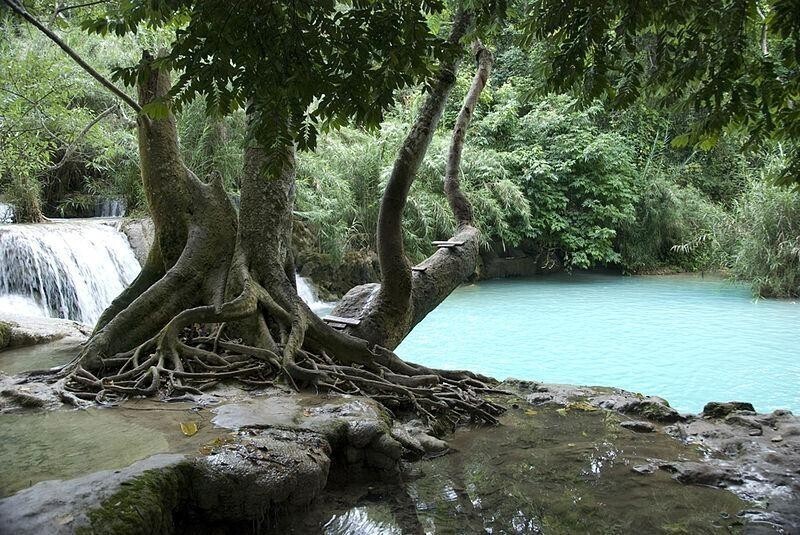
[[524, 409, 538, 416], [180, 421, 198, 437], [565, 401, 599, 412]]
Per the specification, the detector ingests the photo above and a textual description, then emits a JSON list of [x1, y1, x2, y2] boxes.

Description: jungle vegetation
[[2, 1, 798, 299], [0, 0, 798, 421]]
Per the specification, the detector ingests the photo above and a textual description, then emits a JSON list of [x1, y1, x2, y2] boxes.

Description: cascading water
[[0, 216, 332, 327], [94, 199, 126, 218], [295, 275, 335, 315], [0, 220, 141, 325]]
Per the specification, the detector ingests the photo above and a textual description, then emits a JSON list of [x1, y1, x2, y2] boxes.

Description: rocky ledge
[[511, 380, 800, 533], [0, 392, 448, 534]]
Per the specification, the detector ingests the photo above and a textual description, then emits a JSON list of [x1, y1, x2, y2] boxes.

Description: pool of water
[[283, 405, 748, 534], [0, 400, 225, 498], [397, 273, 800, 414]]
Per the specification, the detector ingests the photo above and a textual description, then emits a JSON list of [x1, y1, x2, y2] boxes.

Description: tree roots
[[60, 310, 507, 426]]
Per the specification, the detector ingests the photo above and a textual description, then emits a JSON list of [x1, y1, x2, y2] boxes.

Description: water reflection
[[282, 405, 748, 534]]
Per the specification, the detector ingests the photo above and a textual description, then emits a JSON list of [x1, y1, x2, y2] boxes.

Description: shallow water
[[284, 405, 749, 534], [0, 400, 224, 498], [397, 273, 800, 414]]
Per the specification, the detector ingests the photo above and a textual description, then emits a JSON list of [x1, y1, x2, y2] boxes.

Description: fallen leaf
[[180, 421, 198, 437], [524, 409, 538, 416]]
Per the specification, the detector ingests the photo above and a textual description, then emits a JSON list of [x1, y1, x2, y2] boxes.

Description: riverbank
[[0, 327, 797, 533]]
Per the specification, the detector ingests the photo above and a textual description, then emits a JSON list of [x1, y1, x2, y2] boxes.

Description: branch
[[47, 104, 116, 171], [2, 0, 142, 114], [375, 9, 473, 307], [444, 40, 493, 226], [54, 0, 109, 16]]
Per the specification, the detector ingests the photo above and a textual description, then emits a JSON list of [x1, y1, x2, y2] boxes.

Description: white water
[[0, 218, 332, 326], [296, 275, 335, 315], [0, 220, 140, 325]]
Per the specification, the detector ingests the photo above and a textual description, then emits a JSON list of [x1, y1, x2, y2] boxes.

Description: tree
[[516, 0, 800, 185], [6, 0, 506, 424]]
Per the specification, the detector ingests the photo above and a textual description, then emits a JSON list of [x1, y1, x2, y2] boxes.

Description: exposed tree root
[[56, 316, 510, 425], [34, 250, 508, 425]]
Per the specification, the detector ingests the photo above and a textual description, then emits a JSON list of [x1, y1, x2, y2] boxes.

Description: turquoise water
[[397, 273, 800, 414]]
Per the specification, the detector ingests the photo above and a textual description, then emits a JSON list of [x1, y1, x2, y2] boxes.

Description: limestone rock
[[702, 401, 756, 419], [620, 420, 655, 433]]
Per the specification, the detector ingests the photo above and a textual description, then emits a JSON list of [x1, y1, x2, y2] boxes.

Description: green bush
[[730, 174, 800, 297]]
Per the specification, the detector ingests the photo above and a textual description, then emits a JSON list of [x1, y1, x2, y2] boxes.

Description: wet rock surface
[[118, 218, 154, 266], [0, 453, 188, 535], [620, 420, 655, 433], [505, 379, 800, 534], [0, 313, 89, 350], [1, 373, 797, 534], [0, 390, 409, 534]]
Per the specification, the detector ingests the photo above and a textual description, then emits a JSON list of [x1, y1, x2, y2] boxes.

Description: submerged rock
[[702, 401, 757, 419], [620, 420, 655, 433]]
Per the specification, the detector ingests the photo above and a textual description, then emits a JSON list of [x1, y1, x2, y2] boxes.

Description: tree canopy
[[517, 0, 800, 184], [82, 0, 463, 152]]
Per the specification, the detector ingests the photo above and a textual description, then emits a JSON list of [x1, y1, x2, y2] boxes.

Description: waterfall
[[0, 220, 141, 325], [0, 217, 333, 327], [295, 275, 334, 315], [95, 199, 126, 218]]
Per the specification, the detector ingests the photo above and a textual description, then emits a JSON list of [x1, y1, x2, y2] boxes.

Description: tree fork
[[332, 36, 494, 348]]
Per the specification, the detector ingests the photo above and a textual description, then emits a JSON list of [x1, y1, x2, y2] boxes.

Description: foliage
[[84, 0, 465, 155], [0, 16, 146, 219], [617, 174, 732, 273], [516, 0, 800, 184], [176, 99, 246, 191], [296, 119, 531, 265], [474, 89, 638, 268], [729, 157, 800, 297]]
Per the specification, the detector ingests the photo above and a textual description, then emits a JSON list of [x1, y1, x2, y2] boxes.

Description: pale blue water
[[396, 273, 800, 414]]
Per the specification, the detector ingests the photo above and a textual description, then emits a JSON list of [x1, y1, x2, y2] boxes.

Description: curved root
[[57, 276, 506, 425]]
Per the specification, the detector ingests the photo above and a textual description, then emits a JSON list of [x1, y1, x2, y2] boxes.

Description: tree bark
[[38, 31, 504, 426], [332, 38, 494, 349]]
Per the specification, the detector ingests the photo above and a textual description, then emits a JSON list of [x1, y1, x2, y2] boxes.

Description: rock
[[192, 428, 331, 521], [346, 419, 385, 449], [771, 435, 783, 443], [659, 460, 744, 488], [596, 395, 682, 423], [702, 401, 756, 419], [0, 314, 89, 349], [620, 420, 655, 433], [390, 423, 423, 455], [632, 463, 657, 475], [749, 428, 763, 436], [0, 454, 187, 535], [0, 321, 9, 349], [118, 218, 154, 266], [724, 414, 762, 429]]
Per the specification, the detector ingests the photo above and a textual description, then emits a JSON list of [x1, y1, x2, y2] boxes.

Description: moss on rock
[[79, 464, 191, 535]]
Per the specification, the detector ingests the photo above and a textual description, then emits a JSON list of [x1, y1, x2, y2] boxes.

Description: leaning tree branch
[[375, 8, 473, 313], [48, 104, 116, 171], [2, 0, 142, 113], [445, 40, 493, 227]]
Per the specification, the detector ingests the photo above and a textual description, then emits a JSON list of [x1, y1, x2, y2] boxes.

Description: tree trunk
[[332, 38, 494, 349], [42, 35, 503, 426]]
